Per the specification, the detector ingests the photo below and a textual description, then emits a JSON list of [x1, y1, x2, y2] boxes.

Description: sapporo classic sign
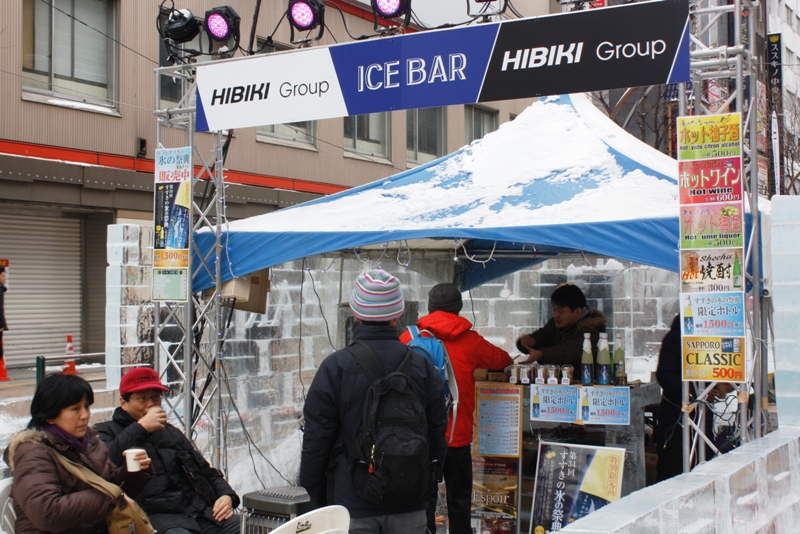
[[195, 0, 690, 131]]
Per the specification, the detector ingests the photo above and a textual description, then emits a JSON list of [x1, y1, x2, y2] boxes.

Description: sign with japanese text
[[676, 113, 741, 160], [677, 111, 746, 384], [768, 34, 783, 104], [531, 442, 625, 534], [531, 385, 579, 423], [678, 157, 742, 204], [680, 248, 744, 292], [680, 204, 743, 249], [196, 0, 690, 131], [682, 336, 745, 382], [680, 292, 745, 337], [475, 383, 523, 457], [581, 387, 631, 426], [153, 147, 192, 302]]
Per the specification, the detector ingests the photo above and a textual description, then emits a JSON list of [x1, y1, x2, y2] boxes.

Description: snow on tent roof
[[193, 93, 690, 292]]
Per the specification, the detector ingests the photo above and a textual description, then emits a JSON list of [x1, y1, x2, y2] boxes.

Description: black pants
[[427, 446, 473, 534], [655, 399, 683, 482]]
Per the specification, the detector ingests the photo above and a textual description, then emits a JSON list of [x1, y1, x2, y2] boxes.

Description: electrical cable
[[323, 2, 376, 41]]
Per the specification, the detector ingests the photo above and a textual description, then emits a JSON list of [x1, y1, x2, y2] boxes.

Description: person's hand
[[123, 449, 152, 471], [138, 406, 167, 433], [212, 495, 235, 522], [518, 335, 536, 352], [519, 349, 543, 365], [708, 383, 735, 402]]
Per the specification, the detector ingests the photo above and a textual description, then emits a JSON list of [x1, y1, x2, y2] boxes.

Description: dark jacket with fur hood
[[2, 427, 150, 534], [516, 308, 608, 369]]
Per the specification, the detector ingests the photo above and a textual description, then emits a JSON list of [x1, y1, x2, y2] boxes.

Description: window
[[407, 107, 446, 164], [259, 121, 316, 144], [787, 5, 794, 23], [464, 105, 498, 144], [344, 113, 390, 157], [22, 0, 117, 106]]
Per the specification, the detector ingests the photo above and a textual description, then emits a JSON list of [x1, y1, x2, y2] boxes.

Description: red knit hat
[[120, 367, 169, 396]]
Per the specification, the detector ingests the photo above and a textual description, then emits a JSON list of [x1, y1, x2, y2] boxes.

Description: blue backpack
[[406, 325, 459, 442]]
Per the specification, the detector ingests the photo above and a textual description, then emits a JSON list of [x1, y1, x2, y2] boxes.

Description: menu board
[[475, 383, 523, 458]]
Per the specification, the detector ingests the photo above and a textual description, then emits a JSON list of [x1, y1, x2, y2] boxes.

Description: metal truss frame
[[154, 63, 226, 469], [679, 0, 767, 471]]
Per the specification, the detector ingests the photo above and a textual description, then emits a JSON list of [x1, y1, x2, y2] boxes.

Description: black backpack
[[342, 339, 436, 505]]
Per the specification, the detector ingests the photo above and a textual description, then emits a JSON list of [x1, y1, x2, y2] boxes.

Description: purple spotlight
[[290, 2, 316, 29], [204, 6, 240, 42], [372, 0, 410, 19], [206, 13, 230, 39]]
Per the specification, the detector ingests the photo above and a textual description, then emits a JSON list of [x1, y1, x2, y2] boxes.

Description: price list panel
[[475, 383, 523, 458]]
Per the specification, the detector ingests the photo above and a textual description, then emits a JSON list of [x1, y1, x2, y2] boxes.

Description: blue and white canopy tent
[[193, 93, 764, 293]]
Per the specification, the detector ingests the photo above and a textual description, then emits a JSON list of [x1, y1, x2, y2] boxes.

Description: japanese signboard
[[680, 248, 744, 292], [531, 385, 579, 423], [475, 383, 523, 457], [676, 113, 741, 160], [531, 442, 625, 533], [580, 387, 631, 426], [677, 112, 746, 383], [682, 336, 745, 382], [768, 34, 782, 105], [678, 157, 742, 204], [680, 204, 743, 249], [195, 0, 690, 131], [153, 147, 192, 302], [680, 292, 745, 337], [530, 385, 631, 426]]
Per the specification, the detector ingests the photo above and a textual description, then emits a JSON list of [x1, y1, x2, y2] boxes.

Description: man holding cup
[[96, 367, 240, 534]]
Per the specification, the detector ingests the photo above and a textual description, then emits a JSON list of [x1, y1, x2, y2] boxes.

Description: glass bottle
[[596, 333, 611, 385], [683, 296, 694, 335], [532, 386, 540, 418], [732, 251, 742, 289], [613, 334, 625, 385], [581, 333, 594, 385], [581, 388, 590, 421], [615, 359, 628, 386]]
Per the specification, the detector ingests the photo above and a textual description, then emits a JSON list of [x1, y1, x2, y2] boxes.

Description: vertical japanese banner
[[153, 147, 193, 302], [676, 114, 746, 383], [530, 442, 624, 533]]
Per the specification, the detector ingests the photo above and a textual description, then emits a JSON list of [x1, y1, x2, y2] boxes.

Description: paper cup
[[125, 448, 146, 472]]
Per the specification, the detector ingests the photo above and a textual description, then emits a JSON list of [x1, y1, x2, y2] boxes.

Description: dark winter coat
[[299, 323, 448, 519], [95, 409, 240, 533], [400, 311, 513, 447], [0, 282, 7, 330], [3, 427, 151, 534], [516, 308, 608, 369]]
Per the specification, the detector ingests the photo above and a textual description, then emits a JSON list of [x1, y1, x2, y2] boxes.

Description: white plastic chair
[[268, 505, 349, 534], [0, 477, 15, 534]]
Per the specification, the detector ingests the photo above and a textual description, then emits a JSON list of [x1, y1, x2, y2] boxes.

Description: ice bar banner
[[530, 442, 625, 533], [195, 0, 690, 132], [677, 114, 746, 383]]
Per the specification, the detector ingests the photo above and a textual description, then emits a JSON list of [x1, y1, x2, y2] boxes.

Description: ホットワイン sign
[[195, 0, 690, 132]]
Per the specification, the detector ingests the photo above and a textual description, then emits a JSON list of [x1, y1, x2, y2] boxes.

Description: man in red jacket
[[400, 283, 512, 534]]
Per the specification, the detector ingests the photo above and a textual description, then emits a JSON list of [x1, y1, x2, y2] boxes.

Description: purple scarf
[[44, 423, 91, 452]]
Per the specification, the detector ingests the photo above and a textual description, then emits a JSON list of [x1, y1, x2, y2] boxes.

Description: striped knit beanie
[[350, 269, 405, 322]]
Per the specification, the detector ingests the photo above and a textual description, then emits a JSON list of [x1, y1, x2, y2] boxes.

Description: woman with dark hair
[[3, 373, 152, 533]]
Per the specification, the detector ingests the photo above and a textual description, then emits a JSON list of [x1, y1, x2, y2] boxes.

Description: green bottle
[[732, 251, 742, 289], [581, 333, 594, 385], [613, 334, 625, 385], [596, 333, 611, 385]]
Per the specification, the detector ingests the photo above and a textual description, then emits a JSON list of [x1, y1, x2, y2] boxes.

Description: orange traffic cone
[[0, 358, 11, 381], [0, 336, 10, 381], [62, 334, 80, 375], [62, 360, 79, 375]]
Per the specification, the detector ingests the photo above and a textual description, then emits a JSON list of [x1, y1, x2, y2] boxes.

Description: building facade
[[0, 0, 547, 367]]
